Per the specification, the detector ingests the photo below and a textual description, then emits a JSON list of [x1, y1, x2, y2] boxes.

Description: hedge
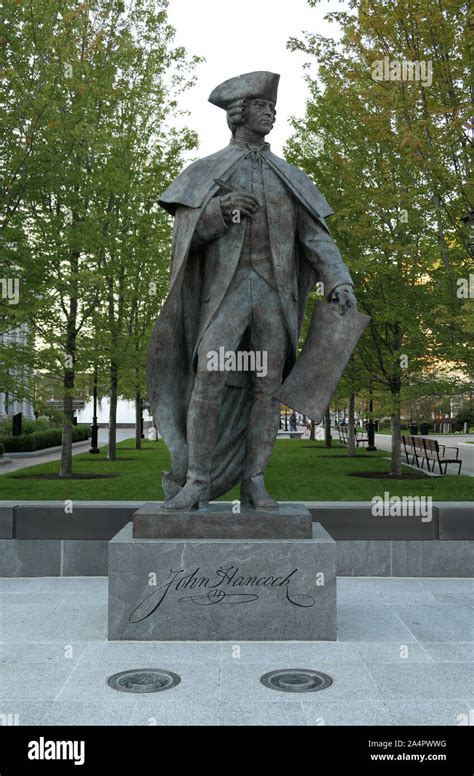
[[0, 418, 58, 437], [0, 425, 90, 453]]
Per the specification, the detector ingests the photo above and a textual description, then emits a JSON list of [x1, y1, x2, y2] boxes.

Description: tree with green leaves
[[1, 0, 199, 475], [287, 0, 471, 474]]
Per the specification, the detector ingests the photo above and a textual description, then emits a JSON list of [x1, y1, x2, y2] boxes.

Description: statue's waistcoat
[[228, 151, 276, 292], [198, 151, 299, 351]]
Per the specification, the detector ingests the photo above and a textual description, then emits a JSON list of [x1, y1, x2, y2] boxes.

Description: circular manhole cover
[[261, 669, 332, 693], [107, 669, 180, 693]]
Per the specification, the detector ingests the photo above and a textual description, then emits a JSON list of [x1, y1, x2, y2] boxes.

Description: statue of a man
[[148, 71, 356, 511]]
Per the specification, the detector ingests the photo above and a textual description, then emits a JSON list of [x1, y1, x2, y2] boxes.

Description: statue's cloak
[[148, 143, 334, 498]]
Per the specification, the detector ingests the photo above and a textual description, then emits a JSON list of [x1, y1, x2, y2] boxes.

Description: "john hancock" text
[[129, 565, 317, 622]]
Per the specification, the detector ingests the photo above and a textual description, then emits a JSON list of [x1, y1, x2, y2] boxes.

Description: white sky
[[166, 0, 344, 158]]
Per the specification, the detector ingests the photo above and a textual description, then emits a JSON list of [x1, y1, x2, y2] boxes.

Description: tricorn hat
[[208, 71, 280, 109]]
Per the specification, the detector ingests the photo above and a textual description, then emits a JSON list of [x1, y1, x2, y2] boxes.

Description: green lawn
[[0, 439, 471, 501]]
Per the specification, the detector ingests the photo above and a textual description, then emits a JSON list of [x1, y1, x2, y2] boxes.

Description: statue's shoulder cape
[[158, 144, 334, 221]]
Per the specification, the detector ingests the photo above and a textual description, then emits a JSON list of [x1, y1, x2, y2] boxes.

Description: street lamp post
[[366, 396, 377, 451], [89, 364, 100, 454]]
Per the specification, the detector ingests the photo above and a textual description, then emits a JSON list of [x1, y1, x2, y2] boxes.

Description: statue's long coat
[[148, 143, 351, 498]]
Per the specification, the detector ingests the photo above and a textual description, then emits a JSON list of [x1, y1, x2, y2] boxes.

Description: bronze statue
[[148, 71, 357, 512]]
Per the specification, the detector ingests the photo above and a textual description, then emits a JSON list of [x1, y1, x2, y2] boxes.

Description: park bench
[[337, 426, 368, 448], [402, 435, 462, 475], [356, 429, 368, 448], [277, 430, 304, 439]]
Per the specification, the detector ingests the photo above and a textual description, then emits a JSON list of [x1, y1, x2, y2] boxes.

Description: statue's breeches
[[193, 270, 289, 401], [184, 270, 290, 481]]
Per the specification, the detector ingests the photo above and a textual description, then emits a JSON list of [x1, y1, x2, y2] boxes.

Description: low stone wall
[[0, 500, 472, 578]]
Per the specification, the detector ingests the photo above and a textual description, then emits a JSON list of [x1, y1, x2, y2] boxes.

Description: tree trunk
[[106, 249, 125, 463], [107, 360, 118, 460], [310, 420, 315, 440], [135, 389, 142, 450], [59, 281, 77, 478], [347, 392, 356, 456], [390, 322, 403, 476], [324, 406, 332, 448], [59, 371, 74, 478], [390, 387, 402, 475]]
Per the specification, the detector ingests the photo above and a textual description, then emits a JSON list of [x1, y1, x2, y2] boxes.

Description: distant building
[[0, 323, 35, 420]]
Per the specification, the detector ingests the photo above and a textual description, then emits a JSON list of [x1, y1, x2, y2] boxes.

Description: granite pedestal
[[133, 502, 313, 539], [108, 505, 336, 641]]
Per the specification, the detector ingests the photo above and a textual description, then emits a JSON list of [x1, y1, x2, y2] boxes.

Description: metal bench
[[337, 426, 368, 448], [337, 426, 347, 445], [356, 429, 368, 448], [402, 435, 462, 475]]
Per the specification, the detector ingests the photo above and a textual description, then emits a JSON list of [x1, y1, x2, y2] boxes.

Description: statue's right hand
[[219, 192, 260, 224]]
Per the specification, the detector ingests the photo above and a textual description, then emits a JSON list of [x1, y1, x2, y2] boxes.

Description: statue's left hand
[[330, 284, 357, 316]]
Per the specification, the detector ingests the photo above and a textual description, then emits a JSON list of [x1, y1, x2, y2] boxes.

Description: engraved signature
[[178, 590, 259, 605], [128, 565, 316, 623]]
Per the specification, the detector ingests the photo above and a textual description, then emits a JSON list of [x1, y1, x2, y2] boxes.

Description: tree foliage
[[0, 0, 199, 474], [287, 0, 472, 472]]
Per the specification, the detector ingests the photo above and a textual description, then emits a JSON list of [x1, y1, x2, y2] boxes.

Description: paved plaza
[[0, 576, 472, 726]]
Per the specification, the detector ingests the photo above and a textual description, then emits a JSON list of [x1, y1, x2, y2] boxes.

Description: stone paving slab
[[381, 700, 472, 727], [0, 663, 76, 701], [416, 578, 474, 604], [302, 699, 394, 726], [336, 577, 439, 604], [336, 605, 418, 642], [367, 662, 474, 700], [130, 699, 221, 726], [0, 575, 472, 726], [356, 642, 433, 663], [393, 604, 474, 642], [218, 701, 307, 726], [420, 642, 474, 662], [42, 700, 137, 726]]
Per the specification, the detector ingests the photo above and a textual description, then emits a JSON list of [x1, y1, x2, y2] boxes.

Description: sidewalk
[[0, 430, 134, 475]]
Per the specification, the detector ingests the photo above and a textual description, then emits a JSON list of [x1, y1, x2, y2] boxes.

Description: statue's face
[[245, 98, 276, 136]]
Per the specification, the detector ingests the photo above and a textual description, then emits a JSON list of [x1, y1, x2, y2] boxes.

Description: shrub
[[0, 425, 90, 452], [22, 418, 60, 435], [0, 441, 4, 456], [0, 419, 12, 437], [454, 409, 474, 432], [0, 417, 61, 437]]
